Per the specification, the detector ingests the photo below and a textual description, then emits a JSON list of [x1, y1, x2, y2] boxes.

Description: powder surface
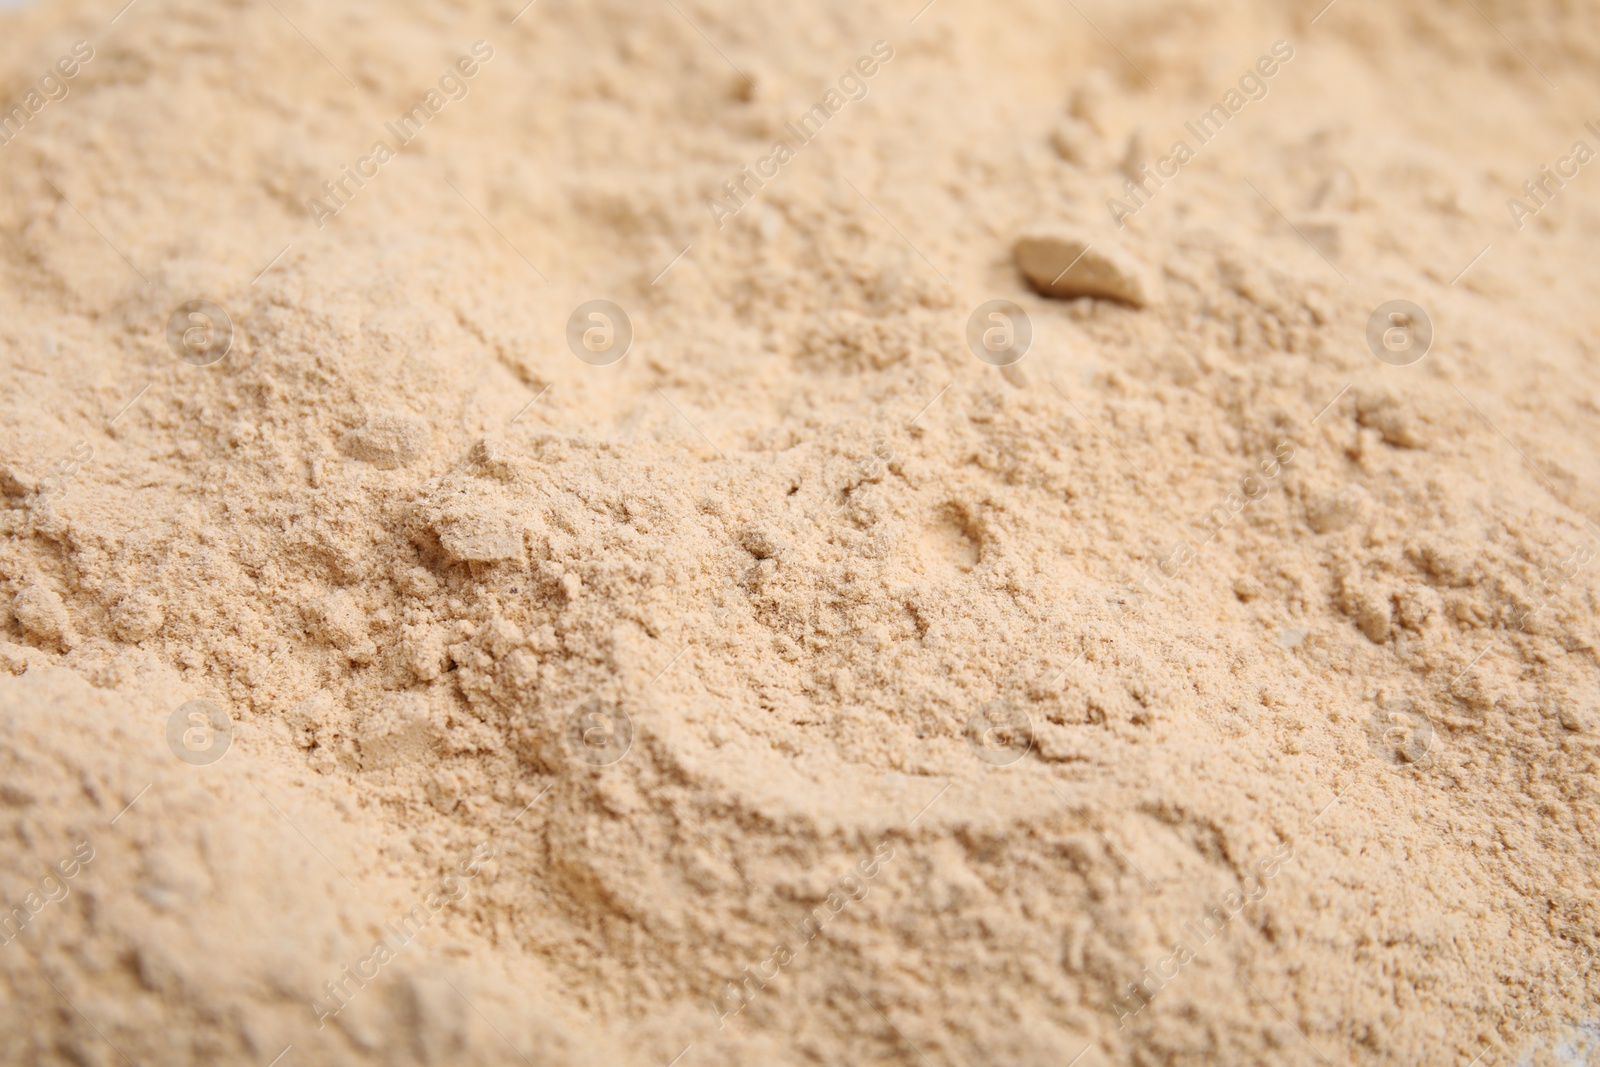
[[2, 1, 1599, 1065]]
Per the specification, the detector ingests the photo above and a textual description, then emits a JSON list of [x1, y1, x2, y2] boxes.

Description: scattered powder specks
[[1, 0, 1598, 1065]]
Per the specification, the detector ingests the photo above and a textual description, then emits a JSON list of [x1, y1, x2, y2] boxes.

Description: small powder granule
[[1, 0, 1599, 1065]]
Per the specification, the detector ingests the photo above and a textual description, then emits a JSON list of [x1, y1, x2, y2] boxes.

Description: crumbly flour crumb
[[1, 0, 1599, 1065]]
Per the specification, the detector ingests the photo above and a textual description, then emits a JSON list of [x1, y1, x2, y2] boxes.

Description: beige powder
[[2, 0, 1600, 1065]]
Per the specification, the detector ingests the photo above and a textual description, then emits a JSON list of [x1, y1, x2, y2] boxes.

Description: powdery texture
[[1, 0, 1599, 1065]]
